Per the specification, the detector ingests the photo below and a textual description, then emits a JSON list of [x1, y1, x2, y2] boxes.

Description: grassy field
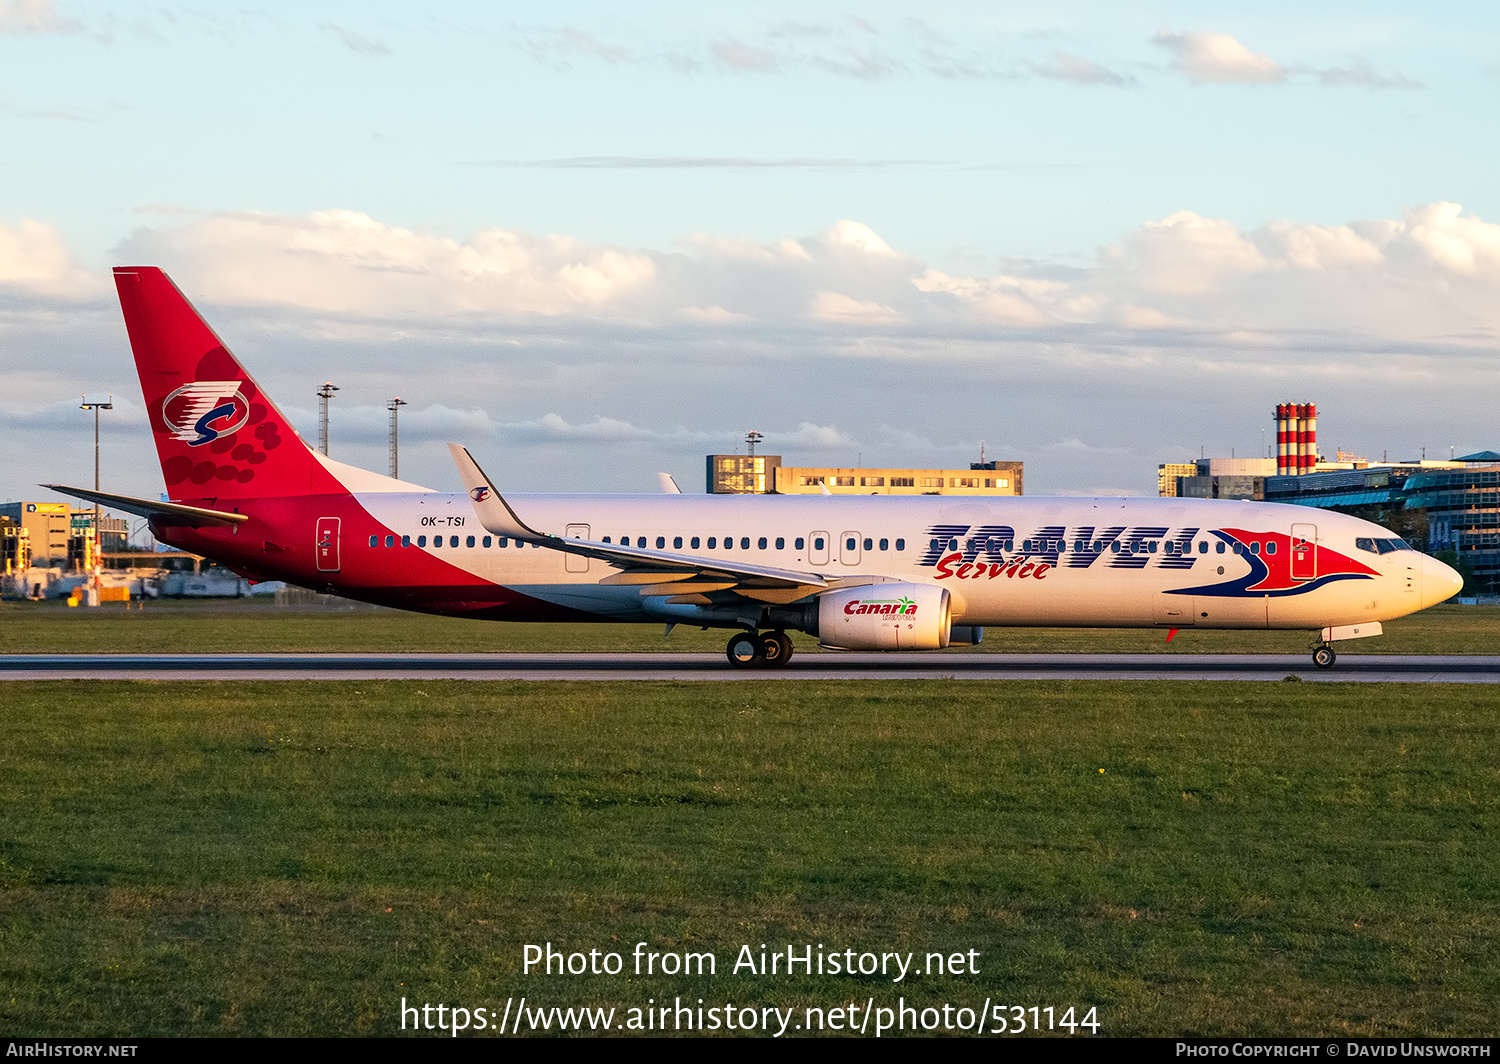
[[2, 598, 1496, 656], [1, 679, 1497, 1037]]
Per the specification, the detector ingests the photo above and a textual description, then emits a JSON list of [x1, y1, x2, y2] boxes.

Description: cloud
[[0, 0, 80, 36], [1152, 30, 1421, 90], [11, 203, 1500, 501], [1317, 58, 1422, 90], [1031, 51, 1135, 87], [322, 23, 390, 58], [478, 156, 935, 170], [0, 219, 103, 299], [1152, 30, 1285, 85], [115, 209, 658, 318], [809, 291, 903, 324], [711, 39, 780, 73]]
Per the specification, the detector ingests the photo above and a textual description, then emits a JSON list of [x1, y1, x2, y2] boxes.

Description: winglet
[[447, 444, 549, 541], [658, 472, 682, 494]]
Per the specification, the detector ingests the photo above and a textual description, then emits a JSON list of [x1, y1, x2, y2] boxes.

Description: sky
[[3, 0, 1499, 513]]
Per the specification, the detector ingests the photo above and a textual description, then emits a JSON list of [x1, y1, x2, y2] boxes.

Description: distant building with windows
[[707, 443, 1022, 496], [771, 462, 1021, 496], [706, 454, 781, 494]]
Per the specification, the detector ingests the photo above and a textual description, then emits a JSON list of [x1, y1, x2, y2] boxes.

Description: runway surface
[[3, 652, 1499, 682]]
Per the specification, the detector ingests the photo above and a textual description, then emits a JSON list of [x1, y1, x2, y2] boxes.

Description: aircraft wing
[[449, 444, 829, 595], [42, 484, 249, 528]]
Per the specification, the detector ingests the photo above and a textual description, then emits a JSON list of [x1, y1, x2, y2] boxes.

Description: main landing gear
[[726, 630, 795, 669], [1311, 644, 1337, 669]]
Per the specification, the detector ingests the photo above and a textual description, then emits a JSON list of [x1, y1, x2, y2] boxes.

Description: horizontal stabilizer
[[42, 484, 249, 528]]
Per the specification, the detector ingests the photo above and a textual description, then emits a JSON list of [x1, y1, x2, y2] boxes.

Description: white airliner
[[47, 268, 1462, 669]]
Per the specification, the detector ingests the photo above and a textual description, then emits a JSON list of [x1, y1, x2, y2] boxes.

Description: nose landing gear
[[1311, 644, 1337, 669], [725, 630, 795, 669]]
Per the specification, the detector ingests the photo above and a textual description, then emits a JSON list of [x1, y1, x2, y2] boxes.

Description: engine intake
[[817, 583, 952, 650]]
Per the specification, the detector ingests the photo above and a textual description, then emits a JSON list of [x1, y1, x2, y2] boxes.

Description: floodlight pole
[[79, 394, 113, 590], [387, 397, 407, 478], [317, 382, 339, 455]]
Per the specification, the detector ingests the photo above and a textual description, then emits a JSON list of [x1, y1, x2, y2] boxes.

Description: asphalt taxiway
[[3, 652, 1498, 682]]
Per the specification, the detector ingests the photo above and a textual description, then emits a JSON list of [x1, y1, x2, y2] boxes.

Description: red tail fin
[[114, 267, 341, 500]]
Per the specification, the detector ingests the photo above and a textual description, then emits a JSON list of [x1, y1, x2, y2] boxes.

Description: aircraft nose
[[1420, 552, 1464, 607]]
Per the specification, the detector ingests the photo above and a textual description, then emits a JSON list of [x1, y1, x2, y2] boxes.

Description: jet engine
[[817, 583, 952, 650]]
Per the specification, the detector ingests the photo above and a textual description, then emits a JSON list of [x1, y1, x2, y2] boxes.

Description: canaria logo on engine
[[161, 380, 250, 447]]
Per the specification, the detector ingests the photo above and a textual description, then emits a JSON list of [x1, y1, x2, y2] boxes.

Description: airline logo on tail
[[162, 381, 250, 446]]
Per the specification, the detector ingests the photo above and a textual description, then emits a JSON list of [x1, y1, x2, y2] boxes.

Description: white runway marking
[[3, 653, 1499, 682]]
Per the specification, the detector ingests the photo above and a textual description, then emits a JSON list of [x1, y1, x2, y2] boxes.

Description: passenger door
[[1290, 523, 1316, 581], [315, 517, 340, 572], [564, 524, 590, 573]]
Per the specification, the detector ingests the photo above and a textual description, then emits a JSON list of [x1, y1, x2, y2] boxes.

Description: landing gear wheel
[[726, 631, 765, 669], [1312, 645, 1336, 669], [761, 631, 794, 667]]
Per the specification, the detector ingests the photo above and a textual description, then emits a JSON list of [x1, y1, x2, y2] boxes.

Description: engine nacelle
[[817, 583, 952, 650]]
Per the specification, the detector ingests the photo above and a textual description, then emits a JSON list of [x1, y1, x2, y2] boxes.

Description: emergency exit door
[[316, 517, 341, 572]]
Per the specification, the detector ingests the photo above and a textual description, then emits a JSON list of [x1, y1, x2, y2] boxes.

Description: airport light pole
[[80, 395, 112, 598], [317, 382, 339, 455], [387, 397, 407, 478]]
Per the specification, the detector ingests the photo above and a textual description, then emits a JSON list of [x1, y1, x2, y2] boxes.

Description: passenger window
[[950, 538, 959, 551], [795, 537, 805, 550], [776, 537, 785, 550], [402, 535, 410, 547], [863, 538, 872, 551], [879, 538, 888, 551], [1266, 541, 1276, 554], [758, 537, 767, 549], [673, 536, 682, 549], [1148, 541, 1156, 553], [846, 537, 856, 551], [369, 535, 378, 548], [656, 536, 665, 549], [1216, 542, 1226, 554], [432, 537, 441, 548], [1198, 542, 1207, 553], [895, 539, 904, 551], [603, 536, 611, 543], [1250, 542, 1260, 555], [814, 537, 824, 551], [691, 537, 700, 549], [466, 535, 475, 548], [451, 536, 460, 548], [930, 539, 940, 551], [498, 537, 507, 548], [1110, 542, 1120, 553], [637, 537, 646, 548], [708, 537, 717, 549], [741, 537, 750, 549], [382, 535, 392, 548]]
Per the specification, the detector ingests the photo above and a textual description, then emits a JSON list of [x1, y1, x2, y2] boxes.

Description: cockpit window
[[1357, 536, 1414, 554]]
